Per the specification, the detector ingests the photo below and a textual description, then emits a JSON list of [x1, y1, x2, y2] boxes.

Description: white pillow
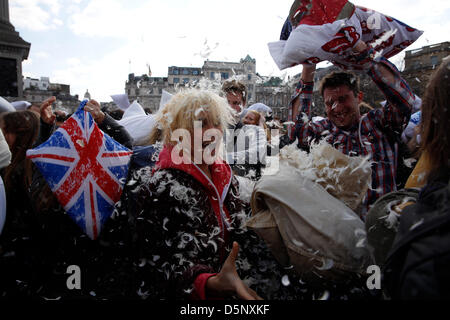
[[268, 7, 423, 71], [247, 163, 372, 282], [11, 101, 31, 111], [111, 94, 130, 111], [159, 90, 173, 111], [118, 101, 156, 146], [0, 96, 15, 113]]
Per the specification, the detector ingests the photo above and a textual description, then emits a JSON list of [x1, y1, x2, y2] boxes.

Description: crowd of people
[[1, 1, 449, 301]]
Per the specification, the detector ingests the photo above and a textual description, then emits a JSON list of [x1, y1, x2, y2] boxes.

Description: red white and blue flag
[[26, 100, 133, 240]]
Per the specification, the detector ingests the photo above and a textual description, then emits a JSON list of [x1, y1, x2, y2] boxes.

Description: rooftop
[[405, 41, 450, 58]]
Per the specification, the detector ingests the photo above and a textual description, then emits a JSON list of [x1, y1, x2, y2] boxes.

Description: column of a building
[[0, 0, 31, 98], [0, 0, 10, 23]]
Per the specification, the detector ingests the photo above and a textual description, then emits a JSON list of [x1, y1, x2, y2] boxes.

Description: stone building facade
[[254, 77, 291, 120], [202, 55, 257, 103], [124, 42, 450, 118], [0, 0, 30, 98], [125, 55, 259, 113], [167, 66, 202, 86], [15, 76, 80, 112], [402, 41, 450, 98], [125, 74, 170, 112]]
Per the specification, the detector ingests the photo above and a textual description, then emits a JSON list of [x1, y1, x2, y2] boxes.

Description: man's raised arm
[[289, 63, 316, 147], [357, 41, 415, 131]]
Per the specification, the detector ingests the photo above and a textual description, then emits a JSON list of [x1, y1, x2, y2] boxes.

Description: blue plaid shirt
[[291, 55, 415, 218]]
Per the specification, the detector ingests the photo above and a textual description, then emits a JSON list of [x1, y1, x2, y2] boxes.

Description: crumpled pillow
[[11, 101, 31, 111], [269, 3, 423, 70], [0, 96, 15, 113], [118, 101, 156, 146], [246, 163, 372, 282]]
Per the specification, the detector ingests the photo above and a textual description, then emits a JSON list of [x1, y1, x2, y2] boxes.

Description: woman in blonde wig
[[117, 89, 263, 299], [115, 88, 325, 300]]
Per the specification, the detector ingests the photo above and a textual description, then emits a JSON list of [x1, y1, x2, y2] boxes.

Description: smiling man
[[290, 42, 415, 218]]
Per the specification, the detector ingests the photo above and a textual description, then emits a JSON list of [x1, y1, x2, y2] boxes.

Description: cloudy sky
[[10, 0, 450, 102]]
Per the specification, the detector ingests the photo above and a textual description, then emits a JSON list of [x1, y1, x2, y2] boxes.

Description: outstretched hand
[[40, 96, 56, 125], [353, 40, 369, 53], [84, 99, 105, 124], [206, 242, 263, 300]]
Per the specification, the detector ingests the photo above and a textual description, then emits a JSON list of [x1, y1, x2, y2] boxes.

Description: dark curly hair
[[319, 71, 360, 97], [221, 80, 247, 104]]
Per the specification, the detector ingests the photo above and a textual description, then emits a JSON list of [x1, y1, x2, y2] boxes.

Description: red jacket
[[116, 144, 306, 300], [156, 146, 233, 247]]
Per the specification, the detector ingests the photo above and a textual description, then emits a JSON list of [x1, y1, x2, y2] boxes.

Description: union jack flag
[[27, 101, 133, 240]]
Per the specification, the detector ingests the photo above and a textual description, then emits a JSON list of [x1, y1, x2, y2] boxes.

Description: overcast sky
[[9, 0, 450, 102]]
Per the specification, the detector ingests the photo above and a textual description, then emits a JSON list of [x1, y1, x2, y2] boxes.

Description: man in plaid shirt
[[290, 41, 416, 219]]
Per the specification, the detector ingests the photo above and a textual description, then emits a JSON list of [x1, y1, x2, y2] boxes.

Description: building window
[[431, 56, 439, 66], [248, 74, 252, 81], [173, 69, 179, 75], [183, 78, 189, 84], [174, 78, 180, 83], [183, 69, 189, 75], [210, 72, 215, 79], [221, 72, 229, 79], [193, 70, 199, 75], [414, 61, 421, 70], [159, 88, 163, 94]]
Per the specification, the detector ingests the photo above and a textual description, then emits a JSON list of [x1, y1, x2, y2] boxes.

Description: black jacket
[[0, 114, 134, 299]]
